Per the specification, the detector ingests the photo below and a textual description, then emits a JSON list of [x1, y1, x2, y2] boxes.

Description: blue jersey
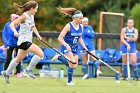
[[82, 25, 94, 46], [79, 25, 95, 52], [8, 25, 20, 46], [2, 22, 11, 48], [61, 22, 82, 55], [121, 27, 136, 54]]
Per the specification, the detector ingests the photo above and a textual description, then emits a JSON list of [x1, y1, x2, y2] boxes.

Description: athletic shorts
[[18, 41, 32, 50], [61, 45, 79, 55], [120, 44, 136, 54]]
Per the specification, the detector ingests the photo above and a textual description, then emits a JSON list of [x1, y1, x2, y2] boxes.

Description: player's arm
[[2, 24, 9, 45], [121, 28, 129, 46], [130, 29, 138, 42], [79, 24, 88, 51], [32, 26, 42, 40], [121, 28, 131, 51], [79, 36, 88, 51], [84, 26, 94, 38], [10, 15, 25, 37], [58, 23, 70, 47]]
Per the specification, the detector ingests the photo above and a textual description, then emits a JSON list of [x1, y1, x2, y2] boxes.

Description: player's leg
[[81, 53, 88, 79], [130, 53, 139, 80], [90, 50, 102, 77], [65, 52, 78, 85], [122, 54, 128, 80], [1, 49, 28, 83], [52, 53, 69, 67], [24, 43, 44, 79], [15, 47, 21, 78], [4, 46, 14, 70]]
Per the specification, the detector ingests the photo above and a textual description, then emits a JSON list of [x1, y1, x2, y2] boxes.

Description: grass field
[[0, 76, 140, 93]]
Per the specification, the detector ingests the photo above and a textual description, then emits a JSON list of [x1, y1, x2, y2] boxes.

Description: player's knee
[[14, 57, 23, 63], [37, 50, 44, 58]]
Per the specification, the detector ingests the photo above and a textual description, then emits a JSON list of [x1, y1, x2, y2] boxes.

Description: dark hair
[[128, 16, 133, 20], [57, 7, 81, 17], [13, 1, 38, 14]]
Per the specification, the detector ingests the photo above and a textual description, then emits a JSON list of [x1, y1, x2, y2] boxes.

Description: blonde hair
[[13, 1, 38, 14], [57, 7, 81, 17]]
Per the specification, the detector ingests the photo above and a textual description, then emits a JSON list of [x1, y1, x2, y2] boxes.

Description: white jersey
[[17, 12, 35, 45]]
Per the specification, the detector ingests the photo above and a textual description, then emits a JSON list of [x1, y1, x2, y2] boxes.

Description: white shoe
[[82, 74, 88, 80], [52, 54, 60, 61], [66, 81, 75, 86], [96, 70, 102, 77], [21, 72, 27, 77]]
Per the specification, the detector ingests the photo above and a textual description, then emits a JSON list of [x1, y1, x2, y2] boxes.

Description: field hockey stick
[[127, 50, 131, 80], [40, 39, 76, 64], [84, 49, 121, 75]]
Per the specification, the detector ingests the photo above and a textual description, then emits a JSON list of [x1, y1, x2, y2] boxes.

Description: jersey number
[[73, 37, 78, 44]]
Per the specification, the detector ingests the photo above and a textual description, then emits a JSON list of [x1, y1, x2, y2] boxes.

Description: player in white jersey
[[1, 1, 44, 84]]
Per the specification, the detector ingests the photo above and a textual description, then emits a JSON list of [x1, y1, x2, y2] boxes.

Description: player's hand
[[127, 44, 131, 51], [129, 37, 134, 41], [84, 47, 88, 52], [37, 35, 42, 40], [14, 31, 19, 37], [65, 44, 71, 51]]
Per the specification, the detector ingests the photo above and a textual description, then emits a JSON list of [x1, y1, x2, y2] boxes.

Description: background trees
[[0, 0, 140, 32]]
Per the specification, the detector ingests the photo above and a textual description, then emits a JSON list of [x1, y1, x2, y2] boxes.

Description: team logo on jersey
[[71, 33, 82, 36]]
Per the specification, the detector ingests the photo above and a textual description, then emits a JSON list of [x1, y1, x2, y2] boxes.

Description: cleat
[[52, 54, 60, 61], [1, 71, 10, 84], [24, 69, 36, 79], [66, 81, 75, 86], [96, 69, 102, 77], [82, 74, 88, 80]]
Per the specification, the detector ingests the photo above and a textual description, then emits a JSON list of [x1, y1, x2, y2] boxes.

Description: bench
[[1, 48, 140, 78]]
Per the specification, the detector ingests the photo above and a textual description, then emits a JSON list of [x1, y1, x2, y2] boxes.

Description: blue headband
[[72, 13, 83, 19]]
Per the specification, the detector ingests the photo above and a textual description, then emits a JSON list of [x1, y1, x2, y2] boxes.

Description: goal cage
[[98, 12, 124, 50]]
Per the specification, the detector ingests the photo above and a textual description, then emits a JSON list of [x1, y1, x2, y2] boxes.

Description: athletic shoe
[[52, 54, 60, 61], [21, 72, 27, 77], [123, 76, 128, 80], [24, 69, 36, 79], [96, 69, 102, 77], [82, 74, 88, 80], [66, 81, 75, 86], [1, 71, 10, 84]]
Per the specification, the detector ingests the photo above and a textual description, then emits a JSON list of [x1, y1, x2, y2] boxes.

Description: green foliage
[[131, 2, 140, 32], [0, 0, 139, 32]]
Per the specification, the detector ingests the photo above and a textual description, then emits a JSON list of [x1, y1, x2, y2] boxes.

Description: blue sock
[[82, 64, 88, 75], [94, 60, 99, 70], [58, 56, 69, 67], [122, 64, 127, 77], [67, 66, 74, 83], [132, 64, 138, 79]]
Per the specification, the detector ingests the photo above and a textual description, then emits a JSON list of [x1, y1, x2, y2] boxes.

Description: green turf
[[0, 76, 140, 93]]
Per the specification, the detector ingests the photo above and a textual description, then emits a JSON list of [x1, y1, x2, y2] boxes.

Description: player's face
[[76, 16, 83, 24], [30, 6, 38, 15], [127, 19, 134, 28], [82, 21, 88, 26]]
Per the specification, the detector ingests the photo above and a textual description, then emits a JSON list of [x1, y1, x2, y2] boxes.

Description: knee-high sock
[[67, 66, 74, 83], [94, 60, 99, 70], [6, 60, 18, 76], [122, 64, 127, 77], [58, 56, 69, 67], [27, 55, 42, 71], [132, 64, 139, 79], [82, 64, 88, 75]]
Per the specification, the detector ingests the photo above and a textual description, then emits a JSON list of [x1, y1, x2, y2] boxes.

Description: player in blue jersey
[[79, 17, 102, 79], [120, 16, 139, 80], [57, 7, 88, 85]]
